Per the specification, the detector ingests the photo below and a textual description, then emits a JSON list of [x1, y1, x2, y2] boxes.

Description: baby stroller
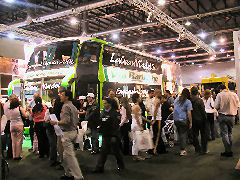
[[162, 113, 175, 148]]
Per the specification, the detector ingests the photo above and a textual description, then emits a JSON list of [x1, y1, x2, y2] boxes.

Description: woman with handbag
[[31, 96, 49, 158], [7, 97, 27, 160]]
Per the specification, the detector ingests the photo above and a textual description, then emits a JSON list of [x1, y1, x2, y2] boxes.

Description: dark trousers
[[46, 129, 57, 162], [192, 121, 208, 153], [96, 136, 124, 170], [152, 121, 166, 154], [120, 123, 130, 155], [35, 122, 49, 157], [206, 113, 215, 140], [175, 120, 189, 150], [218, 114, 235, 153], [29, 121, 34, 147], [90, 128, 99, 152]]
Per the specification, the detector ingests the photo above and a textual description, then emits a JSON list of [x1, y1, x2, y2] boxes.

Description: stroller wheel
[[169, 141, 174, 148]]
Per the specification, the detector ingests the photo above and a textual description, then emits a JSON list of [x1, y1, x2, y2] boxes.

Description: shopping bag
[[235, 158, 240, 170], [81, 121, 88, 132], [75, 127, 84, 151], [135, 129, 154, 151]]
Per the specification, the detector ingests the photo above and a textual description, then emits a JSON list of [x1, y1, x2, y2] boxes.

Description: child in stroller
[[162, 113, 176, 147]]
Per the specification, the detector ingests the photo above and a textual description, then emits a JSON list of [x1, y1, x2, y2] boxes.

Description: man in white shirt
[[214, 84, 240, 157]]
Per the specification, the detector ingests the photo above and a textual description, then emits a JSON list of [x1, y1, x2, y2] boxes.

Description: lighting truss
[[0, 24, 58, 42], [128, 0, 215, 54]]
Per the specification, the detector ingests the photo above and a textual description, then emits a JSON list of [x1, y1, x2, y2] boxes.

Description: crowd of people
[[0, 84, 240, 180]]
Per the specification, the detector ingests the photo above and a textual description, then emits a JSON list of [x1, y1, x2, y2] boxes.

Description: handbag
[[135, 129, 154, 151], [19, 107, 28, 126]]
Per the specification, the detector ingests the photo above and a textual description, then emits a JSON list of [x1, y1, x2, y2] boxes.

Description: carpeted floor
[[6, 124, 240, 180]]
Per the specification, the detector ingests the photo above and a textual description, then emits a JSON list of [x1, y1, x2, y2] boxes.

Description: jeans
[[218, 114, 235, 153], [96, 136, 124, 170], [174, 120, 189, 150], [62, 130, 83, 179], [192, 121, 208, 153], [91, 128, 99, 152], [206, 113, 215, 140]]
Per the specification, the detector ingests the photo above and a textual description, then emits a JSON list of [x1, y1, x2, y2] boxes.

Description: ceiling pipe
[[8, 0, 123, 28]]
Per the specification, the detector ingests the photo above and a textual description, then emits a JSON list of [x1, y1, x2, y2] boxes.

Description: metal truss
[[128, 0, 215, 54], [0, 24, 58, 42], [9, 0, 123, 28]]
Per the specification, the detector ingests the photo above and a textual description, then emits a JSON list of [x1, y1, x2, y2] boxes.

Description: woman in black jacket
[[93, 98, 125, 173]]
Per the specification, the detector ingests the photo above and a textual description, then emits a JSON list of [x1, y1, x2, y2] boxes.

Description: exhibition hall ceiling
[[0, 0, 240, 65]]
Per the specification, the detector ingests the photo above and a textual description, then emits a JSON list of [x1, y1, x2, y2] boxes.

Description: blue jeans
[[218, 114, 235, 153]]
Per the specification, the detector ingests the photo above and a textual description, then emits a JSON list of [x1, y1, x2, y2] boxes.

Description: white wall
[[181, 61, 235, 84], [0, 37, 25, 59]]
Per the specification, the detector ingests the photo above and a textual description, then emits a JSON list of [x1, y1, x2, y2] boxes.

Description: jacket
[[85, 101, 100, 129], [190, 95, 207, 122], [99, 108, 121, 137]]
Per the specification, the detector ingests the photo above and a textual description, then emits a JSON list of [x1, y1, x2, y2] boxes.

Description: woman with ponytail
[[31, 96, 49, 158]]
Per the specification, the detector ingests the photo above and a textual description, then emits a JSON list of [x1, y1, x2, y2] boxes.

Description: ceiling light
[[158, 0, 166, 5], [5, 0, 14, 3], [156, 49, 162, 53], [199, 65, 203, 68], [210, 56, 215, 60], [219, 37, 226, 43], [112, 33, 119, 40], [227, 54, 230, 57], [219, 48, 225, 52], [137, 42, 143, 47], [185, 21, 191, 26], [210, 41, 217, 47], [231, 58, 235, 61], [70, 18, 78, 25], [192, 62, 194, 65], [171, 54, 176, 58], [199, 32, 207, 39], [8, 33, 15, 39]]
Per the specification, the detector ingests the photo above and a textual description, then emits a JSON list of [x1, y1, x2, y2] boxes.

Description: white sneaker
[[180, 150, 187, 156]]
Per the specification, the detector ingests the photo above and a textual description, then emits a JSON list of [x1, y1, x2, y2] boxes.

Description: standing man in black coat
[[85, 93, 100, 154], [94, 98, 125, 173], [190, 86, 208, 154]]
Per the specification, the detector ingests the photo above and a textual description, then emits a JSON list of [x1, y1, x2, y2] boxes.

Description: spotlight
[[176, 37, 180, 42], [158, 0, 166, 5], [210, 41, 217, 47], [219, 37, 226, 43], [171, 54, 176, 58], [156, 49, 162, 53], [112, 33, 119, 40], [210, 56, 215, 60], [199, 32, 207, 39], [199, 65, 203, 68], [185, 21, 191, 26], [137, 42, 143, 47], [192, 62, 194, 65], [227, 54, 230, 57], [219, 48, 225, 52], [231, 58, 235, 61], [5, 0, 14, 3], [70, 18, 78, 25], [8, 33, 15, 39]]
